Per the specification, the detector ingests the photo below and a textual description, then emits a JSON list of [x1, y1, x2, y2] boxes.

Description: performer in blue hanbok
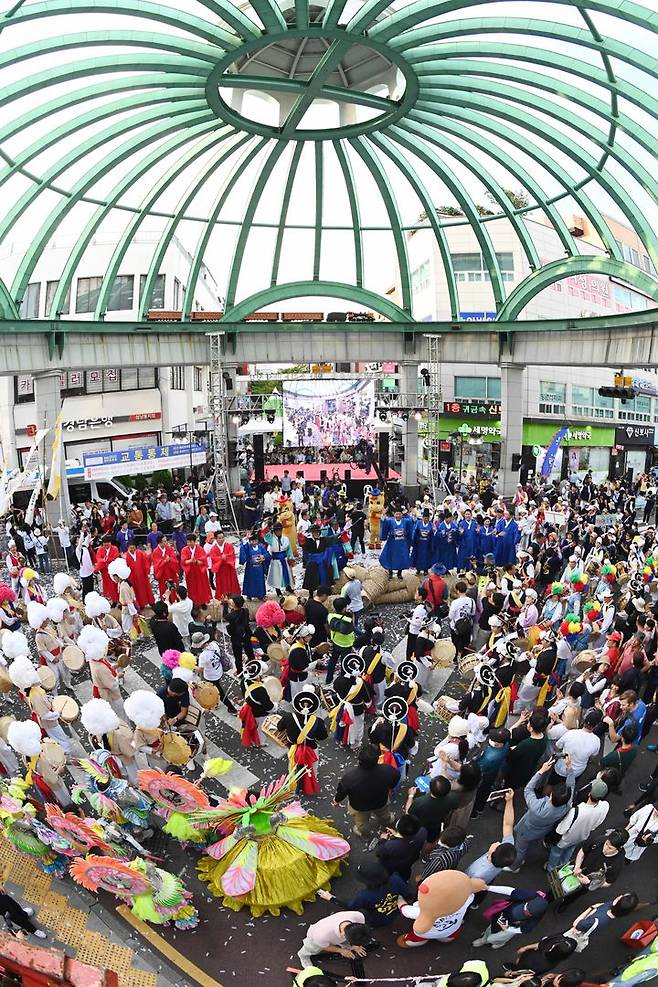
[[301, 523, 331, 597], [239, 531, 271, 600], [380, 510, 413, 577], [456, 509, 478, 570], [476, 514, 496, 562], [411, 509, 434, 574], [433, 511, 457, 570], [494, 509, 521, 566], [321, 516, 349, 580]]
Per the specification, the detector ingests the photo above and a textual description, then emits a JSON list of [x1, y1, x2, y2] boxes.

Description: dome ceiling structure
[[0, 0, 657, 324]]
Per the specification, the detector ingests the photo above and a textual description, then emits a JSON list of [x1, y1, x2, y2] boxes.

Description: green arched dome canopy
[[0, 0, 656, 324]]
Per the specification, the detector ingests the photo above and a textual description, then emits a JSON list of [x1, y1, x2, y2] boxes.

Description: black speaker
[[344, 469, 351, 482], [253, 433, 265, 482], [378, 433, 389, 479], [320, 469, 327, 482]]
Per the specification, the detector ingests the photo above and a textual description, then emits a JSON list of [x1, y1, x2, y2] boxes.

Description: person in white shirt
[[190, 631, 237, 715], [168, 587, 194, 648], [406, 587, 428, 659], [290, 482, 303, 513], [297, 509, 312, 541], [547, 777, 610, 869], [263, 487, 276, 515], [204, 513, 222, 536], [77, 532, 95, 595], [552, 714, 601, 782]]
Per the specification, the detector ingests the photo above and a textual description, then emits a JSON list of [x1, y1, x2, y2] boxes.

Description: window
[[539, 380, 566, 415], [618, 394, 652, 422], [572, 384, 593, 417], [411, 261, 430, 294], [20, 282, 41, 319], [173, 277, 182, 309], [454, 376, 501, 401], [138, 368, 157, 388], [170, 367, 184, 390], [76, 277, 102, 314], [194, 367, 204, 392], [139, 273, 165, 309], [452, 252, 515, 283], [45, 280, 70, 316], [107, 275, 134, 312]]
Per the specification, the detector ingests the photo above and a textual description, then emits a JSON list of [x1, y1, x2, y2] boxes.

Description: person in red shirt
[[180, 533, 212, 606], [208, 531, 240, 599], [124, 540, 154, 610], [151, 534, 180, 600], [424, 564, 448, 617], [94, 535, 120, 603]]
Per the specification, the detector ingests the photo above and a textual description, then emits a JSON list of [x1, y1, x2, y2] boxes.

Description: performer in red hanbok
[[94, 536, 120, 603], [151, 535, 180, 600], [180, 533, 211, 606], [124, 541, 154, 610], [208, 532, 240, 599]]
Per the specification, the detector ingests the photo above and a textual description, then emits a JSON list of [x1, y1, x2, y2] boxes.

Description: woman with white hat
[[428, 716, 470, 781]]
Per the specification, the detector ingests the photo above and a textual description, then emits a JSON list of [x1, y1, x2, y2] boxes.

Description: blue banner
[[541, 426, 569, 477], [83, 443, 206, 468]]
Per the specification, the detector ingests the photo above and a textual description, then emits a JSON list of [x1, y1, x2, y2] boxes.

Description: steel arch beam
[[271, 142, 304, 287], [1, 0, 241, 49], [334, 141, 364, 290], [414, 95, 658, 268], [497, 257, 658, 321], [348, 137, 413, 315], [385, 127, 505, 309], [50, 118, 224, 319], [138, 133, 258, 319], [0, 280, 19, 320], [367, 132, 460, 318], [220, 281, 411, 322]]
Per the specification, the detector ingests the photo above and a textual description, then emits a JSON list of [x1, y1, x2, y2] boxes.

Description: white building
[[388, 211, 658, 483], [0, 234, 220, 473]]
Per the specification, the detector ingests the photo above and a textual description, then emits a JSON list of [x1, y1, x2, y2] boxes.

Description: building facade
[[391, 212, 658, 484], [0, 235, 220, 473]]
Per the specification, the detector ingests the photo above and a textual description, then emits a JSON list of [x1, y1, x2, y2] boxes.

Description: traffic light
[[598, 385, 635, 403], [511, 453, 522, 471]]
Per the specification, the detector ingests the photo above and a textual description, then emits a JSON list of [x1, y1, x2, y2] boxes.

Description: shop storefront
[[432, 412, 502, 476], [522, 423, 615, 483], [613, 424, 654, 480]]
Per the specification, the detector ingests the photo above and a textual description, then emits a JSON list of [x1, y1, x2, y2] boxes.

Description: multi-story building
[[387, 212, 658, 483], [0, 234, 220, 473]]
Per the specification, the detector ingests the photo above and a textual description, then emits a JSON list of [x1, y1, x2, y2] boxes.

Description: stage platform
[[262, 462, 400, 482]]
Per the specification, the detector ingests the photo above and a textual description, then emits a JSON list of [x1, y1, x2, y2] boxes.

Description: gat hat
[[243, 659, 267, 681], [292, 689, 320, 717], [382, 696, 409, 724], [190, 632, 211, 649], [342, 653, 365, 678], [590, 779, 609, 800], [396, 661, 418, 683], [447, 715, 469, 738]]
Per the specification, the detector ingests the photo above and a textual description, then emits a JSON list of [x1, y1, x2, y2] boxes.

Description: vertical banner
[[25, 478, 42, 526], [46, 414, 63, 500], [541, 425, 569, 478]]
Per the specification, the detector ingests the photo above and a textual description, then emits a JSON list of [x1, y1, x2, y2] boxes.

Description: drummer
[[27, 683, 72, 754], [283, 624, 318, 701], [190, 631, 238, 716], [278, 689, 328, 796], [238, 660, 275, 747], [29, 602, 71, 692], [34, 739, 71, 806]]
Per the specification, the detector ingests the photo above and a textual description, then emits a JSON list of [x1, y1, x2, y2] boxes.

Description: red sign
[[128, 412, 161, 422], [26, 424, 37, 436]]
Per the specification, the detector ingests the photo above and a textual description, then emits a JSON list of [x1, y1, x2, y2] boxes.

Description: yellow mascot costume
[[368, 488, 385, 549], [277, 496, 297, 555]]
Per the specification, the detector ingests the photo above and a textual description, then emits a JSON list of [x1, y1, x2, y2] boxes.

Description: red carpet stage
[[263, 463, 400, 482]]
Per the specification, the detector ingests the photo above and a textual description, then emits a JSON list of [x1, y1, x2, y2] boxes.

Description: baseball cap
[[590, 779, 609, 800]]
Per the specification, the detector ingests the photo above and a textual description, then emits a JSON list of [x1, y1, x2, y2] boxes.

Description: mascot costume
[[397, 870, 487, 947], [367, 488, 385, 549]]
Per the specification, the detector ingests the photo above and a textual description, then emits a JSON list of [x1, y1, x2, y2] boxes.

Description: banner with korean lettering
[[540, 426, 569, 478], [25, 478, 42, 526], [46, 414, 63, 501], [83, 443, 207, 480]]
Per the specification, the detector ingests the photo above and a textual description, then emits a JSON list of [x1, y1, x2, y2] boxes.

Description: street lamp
[[457, 422, 472, 479]]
